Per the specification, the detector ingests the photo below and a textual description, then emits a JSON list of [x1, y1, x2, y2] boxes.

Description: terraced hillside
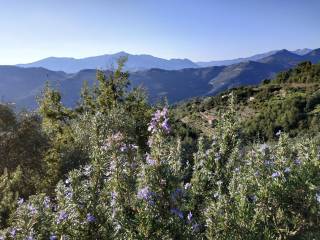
[[173, 61, 320, 140]]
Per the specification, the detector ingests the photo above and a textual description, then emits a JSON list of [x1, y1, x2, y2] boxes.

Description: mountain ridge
[[17, 49, 314, 73], [1, 48, 319, 109], [17, 52, 199, 73]]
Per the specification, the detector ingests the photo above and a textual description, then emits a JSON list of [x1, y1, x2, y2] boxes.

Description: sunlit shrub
[[1, 96, 320, 239]]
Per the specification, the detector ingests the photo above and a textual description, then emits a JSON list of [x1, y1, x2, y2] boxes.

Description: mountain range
[[17, 49, 313, 73], [17, 52, 198, 73], [1, 48, 319, 109], [196, 48, 312, 67]]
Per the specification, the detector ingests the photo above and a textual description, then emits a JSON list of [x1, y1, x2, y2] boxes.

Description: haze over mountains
[[17, 49, 313, 73], [1, 48, 319, 109]]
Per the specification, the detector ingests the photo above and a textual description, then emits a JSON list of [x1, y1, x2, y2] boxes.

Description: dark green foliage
[[0, 167, 22, 228], [306, 91, 320, 111], [0, 104, 16, 132], [0, 107, 48, 197], [245, 93, 307, 139], [38, 83, 85, 193], [272, 61, 320, 84]]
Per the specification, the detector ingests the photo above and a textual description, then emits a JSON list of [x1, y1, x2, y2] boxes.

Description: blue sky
[[0, 0, 319, 64]]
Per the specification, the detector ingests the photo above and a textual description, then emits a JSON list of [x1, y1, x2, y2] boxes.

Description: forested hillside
[[1, 60, 320, 239], [173, 61, 320, 141]]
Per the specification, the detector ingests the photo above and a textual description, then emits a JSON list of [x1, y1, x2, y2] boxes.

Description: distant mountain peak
[[169, 58, 194, 63], [196, 49, 311, 68], [258, 49, 303, 67], [37, 56, 76, 61], [273, 49, 295, 56], [17, 52, 198, 72], [307, 48, 320, 55], [303, 48, 320, 64], [293, 48, 313, 55], [113, 51, 129, 56]]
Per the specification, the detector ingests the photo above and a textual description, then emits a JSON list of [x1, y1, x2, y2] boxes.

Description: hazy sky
[[0, 0, 319, 64]]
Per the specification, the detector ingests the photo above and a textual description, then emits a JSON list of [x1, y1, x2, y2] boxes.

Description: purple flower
[[57, 210, 68, 223], [111, 191, 117, 207], [316, 193, 320, 203], [17, 198, 24, 205], [254, 171, 260, 177], [170, 208, 183, 219], [26, 236, 34, 240], [294, 158, 301, 165], [184, 182, 191, 190], [154, 110, 162, 120], [148, 108, 170, 133], [10, 228, 17, 237], [27, 204, 37, 215], [148, 120, 157, 133], [43, 196, 50, 208], [86, 213, 96, 223], [137, 187, 150, 200], [264, 160, 273, 166], [147, 138, 153, 147], [137, 186, 155, 205], [50, 235, 58, 240], [276, 130, 281, 136], [284, 167, 291, 173], [146, 153, 156, 165], [161, 107, 168, 117], [109, 160, 117, 172], [161, 118, 170, 133], [271, 171, 281, 178], [192, 223, 200, 232], [187, 212, 193, 222], [65, 190, 73, 200]]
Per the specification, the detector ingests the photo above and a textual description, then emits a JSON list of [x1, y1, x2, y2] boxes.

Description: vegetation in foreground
[[0, 60, 320, 239]]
